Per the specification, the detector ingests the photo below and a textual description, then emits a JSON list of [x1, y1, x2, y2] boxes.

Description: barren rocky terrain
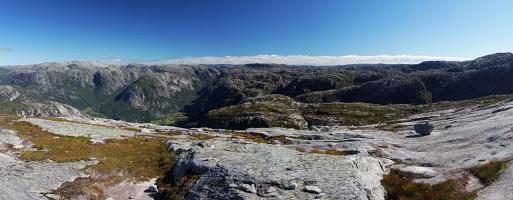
[[0, 94, 512, 199]]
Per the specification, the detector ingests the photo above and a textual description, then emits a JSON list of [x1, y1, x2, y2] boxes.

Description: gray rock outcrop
[[0, 86, 20, 101], [167, 139, 387, 200]]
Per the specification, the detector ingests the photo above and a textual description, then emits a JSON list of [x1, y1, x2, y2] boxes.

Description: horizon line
[[1, 54, 478, 67]]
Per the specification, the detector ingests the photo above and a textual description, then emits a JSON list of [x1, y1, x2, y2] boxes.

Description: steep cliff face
[[0, 62, 220, 122], [295, 75, 431, 105], [105, 66, 219, 122]]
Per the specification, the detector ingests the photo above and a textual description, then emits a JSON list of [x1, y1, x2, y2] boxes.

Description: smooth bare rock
[[265, 186, 277, 194], [238, 184, 257, 194], [21, 118, 135, 143], [476, 161, 513, 200], [21, 101, 88, 118], [167, 139, 388, 200], [103, 178, 158, 200], [304, 185, 322, 194], [0, 128, 92, 200]]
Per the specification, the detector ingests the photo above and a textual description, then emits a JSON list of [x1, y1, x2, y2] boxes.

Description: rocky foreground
[[1, 96, 513, 199]]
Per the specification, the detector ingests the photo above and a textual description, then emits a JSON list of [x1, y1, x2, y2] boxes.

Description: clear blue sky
[[0, 0, 512, 65]]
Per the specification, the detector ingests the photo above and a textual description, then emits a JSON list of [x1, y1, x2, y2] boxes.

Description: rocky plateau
[[1, 53, 513, 199]]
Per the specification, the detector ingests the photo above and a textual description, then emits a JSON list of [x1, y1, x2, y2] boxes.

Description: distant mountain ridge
[[0, 53, 511, 128]]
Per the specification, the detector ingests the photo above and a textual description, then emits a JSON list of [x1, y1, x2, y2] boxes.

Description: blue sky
[[0, 0, 512, 65]]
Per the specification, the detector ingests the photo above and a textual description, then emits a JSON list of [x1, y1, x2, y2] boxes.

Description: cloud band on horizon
[[143, 55, 470, 66]]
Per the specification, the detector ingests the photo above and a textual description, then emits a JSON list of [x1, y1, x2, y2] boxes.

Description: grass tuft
[[295, 147, 357, 156], [230, 132, 292, 144], [382, 169, 477, 200], [469, 161, 508, 186]]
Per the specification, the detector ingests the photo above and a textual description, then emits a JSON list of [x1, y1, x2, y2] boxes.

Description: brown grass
[[193, 133, 217, 140], [469, 161, 508, 186], [230, 132, 292, 144], [157, 175, 200, 200], [382, 169, 477, 200], [295, 147, 357, 156], [50, 177, 107, 200], [122, 127, 142, 132]]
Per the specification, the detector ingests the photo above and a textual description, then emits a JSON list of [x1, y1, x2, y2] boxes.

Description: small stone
[[284, 182, 298, 190], [139, 128, 152, 133], [144, 185, 158, 193], [238, 183, 257, 193], [315, 193, 326, 199], [197, 141, 206, 148], [45, 194, 61, 199], [229, 183, 238, 188], [266, 186, 277, 193], [304, 185, 322, 194]]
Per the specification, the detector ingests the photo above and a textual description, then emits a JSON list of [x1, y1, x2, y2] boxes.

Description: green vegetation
[[469, 161, 508, 186], [302, 102, 422, 126], [151, 112, 189, 126], [379, 124, 409, 132], [99, 76, 206, 123], [0, 101, 30, 115], [207, 94, 512, 130], [427, 95, 511, 112], [207, 100, 305, 129], [382, 169, 477, 200], [83, 107, 108, 118]]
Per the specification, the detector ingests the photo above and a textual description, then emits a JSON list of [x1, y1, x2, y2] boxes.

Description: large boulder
[[414, 122, 434, 135]]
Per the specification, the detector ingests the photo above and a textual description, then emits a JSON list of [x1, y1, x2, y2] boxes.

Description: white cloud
[[93, 57, 147, 65], [0, 48, 14, 53], [144, 55, 470, 66]]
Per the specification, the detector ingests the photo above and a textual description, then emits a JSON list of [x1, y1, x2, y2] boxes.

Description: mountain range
[[1, 52, 512, 129]]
